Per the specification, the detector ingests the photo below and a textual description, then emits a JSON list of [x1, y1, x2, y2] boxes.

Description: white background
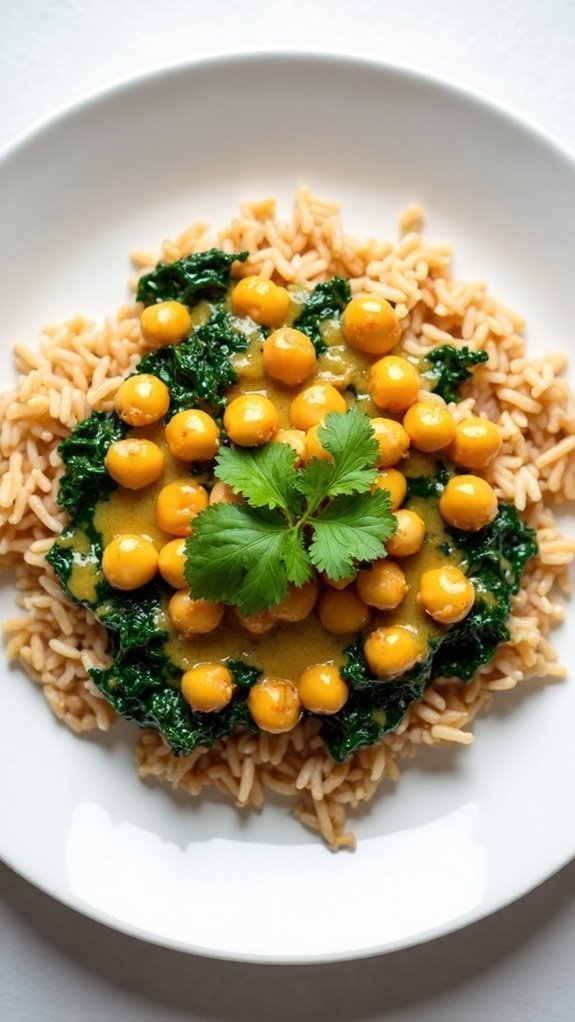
[[1, 1, 574, 1019]]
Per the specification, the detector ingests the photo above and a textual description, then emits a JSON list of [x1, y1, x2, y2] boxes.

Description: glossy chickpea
[[209, 481, 244, 506], [371, 468, 408, 511], [104, 438, 164, 490], [368, 356, 421, 413], [165, 409, 220, 462], [417, 566, 475, 625], [439, 475, 498, 531], [403, 401, 456, 453], [357, 560, 408, 611], [304, 423, 332, 462], [168, 589, 224, 636], [156, 479, 208, 536], [449, 417, 502, 469], [158, 538, 187, 589], [248, 678, 301, 733], [298, 664, 349, 715], [114, 373, 170, 427], [231, 275, 291, 327], [270, 580, 319, 622], [371, 418, 410, 467], [386, 509, 426, 557], [140, 300, 192, 348], [102, 534, 158, 591], [223, 394, 280, 446], [235, 609, 275, 635], [273, 429, 307, 463], [181, 663, 234, 713], [289, 382, 347, 431], [317, 588, 371, 635], [342, 295, 401, 355], [263, 327, 317, 386], [364, 626, 425, 678], [321, 572, 355, 591]]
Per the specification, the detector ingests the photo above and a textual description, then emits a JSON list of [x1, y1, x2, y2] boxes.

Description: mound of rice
[[1, 190, 574, 849]]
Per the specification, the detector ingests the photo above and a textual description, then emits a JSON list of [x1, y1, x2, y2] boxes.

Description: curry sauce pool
[[4, 191, 573, 849]]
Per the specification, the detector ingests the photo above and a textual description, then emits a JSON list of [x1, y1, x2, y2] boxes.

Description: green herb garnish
[[184, 409, 397, 616], [136, 248, 248, 307], [292, 277, 351, 353], [425, 344, 489, 403]]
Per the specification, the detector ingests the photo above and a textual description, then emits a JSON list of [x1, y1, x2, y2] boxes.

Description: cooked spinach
[[293, 277, 351, 354], [56, 412, 126, 518], [136, 248, 248, 307], [324, 496, 538, 760], [425, 345, 488, 403], [137, 310, 253, 415]]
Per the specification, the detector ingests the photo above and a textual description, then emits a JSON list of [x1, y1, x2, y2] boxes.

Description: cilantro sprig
[[184, 409, 397, 616]]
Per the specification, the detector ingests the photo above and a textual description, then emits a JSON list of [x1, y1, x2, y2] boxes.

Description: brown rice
[[2, 189, 574, 849]]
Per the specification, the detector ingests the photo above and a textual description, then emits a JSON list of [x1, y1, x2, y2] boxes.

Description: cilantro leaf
[[298, 408, 379, 503], [215, 442, 302, 516], [308, 490, 396, 579], [185, 504, 299, 615], [282, 532, 313, 587]]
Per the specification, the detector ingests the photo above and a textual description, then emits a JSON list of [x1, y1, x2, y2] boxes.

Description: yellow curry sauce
[[63, 311, 461, 685]]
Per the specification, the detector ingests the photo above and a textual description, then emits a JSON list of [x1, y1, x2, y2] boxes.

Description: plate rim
[[0, 49, 574, 964]]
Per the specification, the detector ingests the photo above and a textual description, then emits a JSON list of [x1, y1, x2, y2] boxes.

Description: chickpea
[[273, 428, 307, 463], [165, 409, 220, 462], [289, 382, 347, 431], [417, 565, 475, 625], [439, 475, 498, 531], [263, 327, 317, 386], [364, 626, 425, 678], [223, 394, 280, 447], [209, 481, 244, 506], [158, 538, 187, 589], [321, 572, 355, 591], [231, 275, 291, 327], [304, 423, 331, 462], [449, 417, 502, 469], [342, 295, 401, 355], [114, 373, 170, 427], [317, 588, 371, 635], [403, 400, 456, 453], [181, 663, 234, 713], [386, 509, 426, 557], [371, 468, 407, 511], [298, 664, 349, 714], [357, 560, 408, 611], [371, 418, 410, 467], [168, 589, 224, 636], [156, 478, 208, 536], [140, 300, 192, 348], [102, 534, 158, 591], [368, 356, 421, 413], [235, 609, 275, 634], [105, 438, 164, 490], [270, 580, 319, 622], [248, 677, 301, 733]]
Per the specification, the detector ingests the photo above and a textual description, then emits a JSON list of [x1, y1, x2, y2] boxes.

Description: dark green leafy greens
[[56, 412, 126, 518], [136, 248, 248, 306], [425, 345, 489, 403], [137, 310, 254, 415], [292, 277, 351, 354]]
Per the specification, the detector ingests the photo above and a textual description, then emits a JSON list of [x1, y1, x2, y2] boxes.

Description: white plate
[[1, 53, 574, 964]]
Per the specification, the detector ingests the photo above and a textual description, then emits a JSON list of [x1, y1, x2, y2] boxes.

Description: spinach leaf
[[293, 277, 351, 354], [90, 649, 258, 756], [425, 345, 488, 402], [95, 583, 166, 650], [328, 647, 433, 761], [56, 412, 126, 517], [136, 249, 248, 307], [137, 310, 253, 415], [323, 499, 538, 761]]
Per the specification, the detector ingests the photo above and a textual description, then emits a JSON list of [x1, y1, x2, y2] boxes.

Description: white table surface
[[1, 2, 574, 1019]]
